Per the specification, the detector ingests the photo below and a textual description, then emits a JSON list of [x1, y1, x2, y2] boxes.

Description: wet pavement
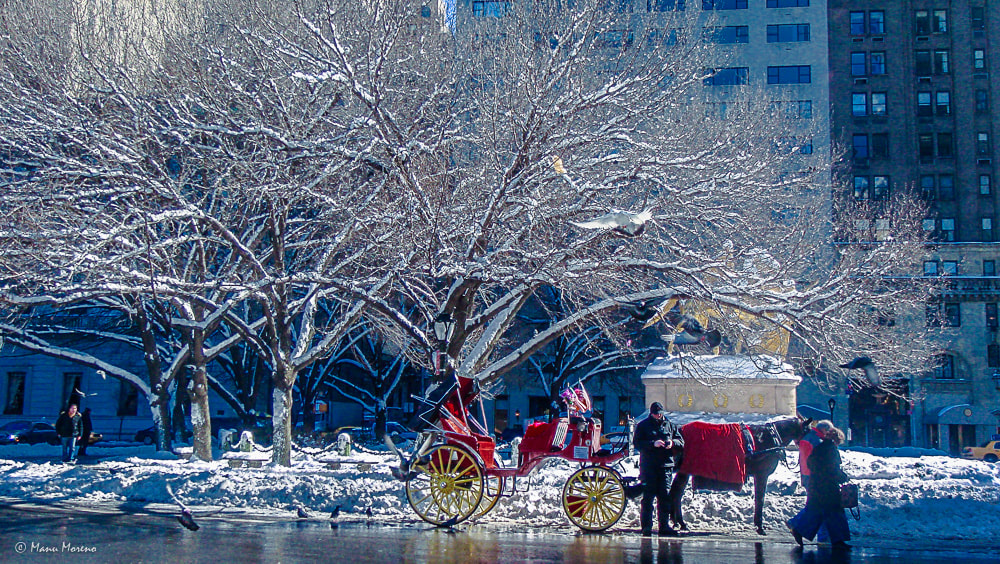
[[1, 503, 997, 563]]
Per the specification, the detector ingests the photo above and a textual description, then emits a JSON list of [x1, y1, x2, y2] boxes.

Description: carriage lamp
[[828, 398, 836, 421], [515, 409, 521, 424], [433, 312, 455, 349]]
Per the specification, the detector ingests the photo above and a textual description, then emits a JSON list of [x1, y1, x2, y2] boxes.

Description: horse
[[666, 415, 812, 535]]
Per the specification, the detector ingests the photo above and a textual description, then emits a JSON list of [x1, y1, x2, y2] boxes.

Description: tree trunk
[[189, 330, 213, 461], [271, 377, 294, 466]]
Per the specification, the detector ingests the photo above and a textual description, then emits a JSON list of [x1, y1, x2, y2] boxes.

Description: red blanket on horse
[[677, 421, 751, 488]]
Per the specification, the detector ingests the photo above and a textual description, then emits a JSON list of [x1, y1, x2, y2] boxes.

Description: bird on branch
[[571, 209, 654, 238]]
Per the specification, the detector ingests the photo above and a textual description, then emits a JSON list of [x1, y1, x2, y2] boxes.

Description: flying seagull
[[840, 356, 880, 386], [571, 210, 653, 238]]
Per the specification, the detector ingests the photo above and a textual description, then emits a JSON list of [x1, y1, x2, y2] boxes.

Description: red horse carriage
[[388, 375, 632, 531]]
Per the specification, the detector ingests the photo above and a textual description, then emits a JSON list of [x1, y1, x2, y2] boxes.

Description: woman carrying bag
[[787, 425, 852, 550]]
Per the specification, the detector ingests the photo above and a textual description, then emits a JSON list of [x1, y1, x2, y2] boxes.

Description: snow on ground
[[1, 441, 998, 549]]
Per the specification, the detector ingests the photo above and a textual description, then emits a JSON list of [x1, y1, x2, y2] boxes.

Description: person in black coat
[[78, 408, 93, 456], [633, 402, 684, 536], [55, 403, 83, 463], [788, 426, 852, 549]]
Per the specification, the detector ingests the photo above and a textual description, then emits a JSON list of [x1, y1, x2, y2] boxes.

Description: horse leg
[[667, 473, 690, 530], [753, 473, 767, 535]]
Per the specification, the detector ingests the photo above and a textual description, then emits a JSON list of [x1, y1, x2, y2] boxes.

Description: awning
[[922, 404, 997, 425]]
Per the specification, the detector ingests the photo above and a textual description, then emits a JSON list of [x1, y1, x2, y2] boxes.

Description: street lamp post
[[828, 397, 836, 423], [432, 312, 456, 376]]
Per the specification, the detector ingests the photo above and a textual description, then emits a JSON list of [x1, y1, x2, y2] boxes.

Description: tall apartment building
[[827, 0, 1000, 452]]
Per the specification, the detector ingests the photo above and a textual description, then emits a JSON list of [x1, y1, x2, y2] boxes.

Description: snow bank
[[1, 443, 998, 548]]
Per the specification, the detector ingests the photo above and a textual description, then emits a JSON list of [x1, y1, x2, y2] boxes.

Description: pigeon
[[840, 356, 880, 386], [330, 505, 341, 519], [627, 301, 659, 322], [437, 514, 459, 529], [365, 506, 373, 518], [166, 483, 198, 531], [177, 508, 200, 531], [571, 210, 653, 237], [296, 505, 310, 519]]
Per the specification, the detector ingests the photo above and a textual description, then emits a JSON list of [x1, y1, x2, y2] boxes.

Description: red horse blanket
[[677, 421, 752, 488]]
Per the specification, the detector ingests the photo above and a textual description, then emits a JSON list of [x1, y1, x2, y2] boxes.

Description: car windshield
[[1, 422, 30, 432]]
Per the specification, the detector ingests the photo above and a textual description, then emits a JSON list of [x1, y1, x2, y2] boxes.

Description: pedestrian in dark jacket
[[78, 408, 93, 456], [788, 426, 851, 549], [55, 403, 83, 463], [794, 420, 832, 543], [633, 402, 684, 536]]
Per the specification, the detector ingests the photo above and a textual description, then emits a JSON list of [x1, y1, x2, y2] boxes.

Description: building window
[[618, 396, 632, 425], [945, 303, 961, 326], [942, 260, 958, 276], [989, 304, 1000, 329], [973, 49, 986, 70], [851, 52, 867, 76], [976, 90, 990, 114], [870, 52, 886, 74], [852, 93, 867, 116], [117, 380, 139, 417], [708, 26, 749, 43], [853, 134, 869, 160], [3, 372, 26, 415], [917, 92, 933, 117], [932, 353, 955, 378], [932, 9, 948, 33], [767, 23, 809, 43], [982, 175, 993, 196], [62, 372, 82, 411], [919, 133, 934, 160], [921, 175, 936, 199], [938, 174, 954, 200], [472, 1, 510, 17], [941, 217, 955, 241], [989, 344, 1000, 367], [915, 10, 930, 35], [872, 133, 889, 159], [871, 92, 887, 115], [870, 11, 885, 35], [915, 50, 932, 75], [648, 0, 685, 11], [850, 11, 865, 35], [853, 176, 870, 199], [986, 260, 996, 277], [922, 218, 936, 234], [977, 132, 991, 156], [934, 50, 949, 74], [972, 7, 986, 31], [703, 0, 747, 9], [923, 260, 939, 275], [767, 0, 808, 7], [873, 175, 889, 200], [984, 217, 994, 241], [704, 67, 749, 85], [935, 91, 950, 115], [768, 65, 810, 84], [937, 132, 953, 158]]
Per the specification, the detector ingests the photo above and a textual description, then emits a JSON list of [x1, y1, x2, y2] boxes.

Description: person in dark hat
[[633, 401, 684, 536]]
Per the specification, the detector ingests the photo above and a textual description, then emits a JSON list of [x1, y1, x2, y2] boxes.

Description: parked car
[[962, 440, 1000, 463], [134, 426, 157, 445], [12, 422, 60, 446], [384, 421, 418, 442], [0, 421, 33, 445]]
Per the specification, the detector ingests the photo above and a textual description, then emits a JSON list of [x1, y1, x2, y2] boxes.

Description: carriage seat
[[518, 419, 569, 453]]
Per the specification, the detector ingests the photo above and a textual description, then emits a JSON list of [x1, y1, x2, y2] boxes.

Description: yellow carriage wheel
[[561, 465, 626, 532], [471, 473, 505, 521], [405, 444, 484, 526]]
